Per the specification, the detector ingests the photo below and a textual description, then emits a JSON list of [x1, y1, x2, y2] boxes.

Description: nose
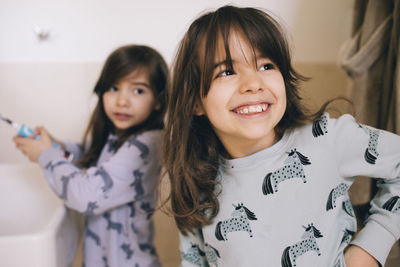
[[239, 71, 264, 94], [116, 90, 129, 106]]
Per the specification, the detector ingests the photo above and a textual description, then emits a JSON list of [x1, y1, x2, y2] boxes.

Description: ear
[[194, 100, 205, 116]]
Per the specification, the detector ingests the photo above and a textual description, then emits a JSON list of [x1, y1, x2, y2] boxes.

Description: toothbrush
[[0, 113, 60, 149]]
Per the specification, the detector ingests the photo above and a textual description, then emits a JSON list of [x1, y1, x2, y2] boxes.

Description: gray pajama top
[[38, 130, 162, 267], [179, 114, 400, 267]]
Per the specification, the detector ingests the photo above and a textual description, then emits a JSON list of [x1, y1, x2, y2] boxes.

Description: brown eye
[[258, 63, 274, 71], [216, 69, 235, 78], [134, 88, 145, 95]]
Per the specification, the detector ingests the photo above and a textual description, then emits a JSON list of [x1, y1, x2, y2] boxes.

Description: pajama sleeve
[[37, 131, 161, 216], [327, 114, 400, 265], [63, 141, 84, 160], [179, 228, 209, 267]]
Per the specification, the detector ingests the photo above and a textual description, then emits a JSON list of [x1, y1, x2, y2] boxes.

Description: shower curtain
[[339, 0, 399, 133], [338, 0, 399, 245]]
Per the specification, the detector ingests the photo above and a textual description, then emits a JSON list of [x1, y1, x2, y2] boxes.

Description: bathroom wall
[[0, 0, 354, 163], [0, 1, 354, 266]]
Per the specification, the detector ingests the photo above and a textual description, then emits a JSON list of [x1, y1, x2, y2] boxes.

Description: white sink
[[0, 163, 78, 267]]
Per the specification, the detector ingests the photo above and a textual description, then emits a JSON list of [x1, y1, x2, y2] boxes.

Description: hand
[[36, 126, 65, 150], [344, 245, 379, 267], [13, 126, 54, 162]]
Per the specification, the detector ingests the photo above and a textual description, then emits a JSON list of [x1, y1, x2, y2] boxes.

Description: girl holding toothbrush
[[14, 45, 168, 267]]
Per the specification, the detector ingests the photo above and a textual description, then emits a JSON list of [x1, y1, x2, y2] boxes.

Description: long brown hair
[[163, 5, 321, 234], [78, 45, 168, 168]]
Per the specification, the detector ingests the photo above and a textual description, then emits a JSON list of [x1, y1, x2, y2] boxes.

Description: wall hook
[[32, 25, 50, 41]]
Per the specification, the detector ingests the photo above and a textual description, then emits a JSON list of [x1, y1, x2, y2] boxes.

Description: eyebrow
[[130, 82, 151, 88], [213, 60, 234, 70], [213, 56, 271, 70]]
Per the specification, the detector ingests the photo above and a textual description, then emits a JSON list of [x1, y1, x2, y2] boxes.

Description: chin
[[114, 123, 135, 131], [243, 127, 275, 137]]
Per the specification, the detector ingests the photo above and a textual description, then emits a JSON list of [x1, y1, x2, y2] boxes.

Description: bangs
[[96, 62, 147, 96], [199, 6, 290, 97], [94, 45, 166, 97]]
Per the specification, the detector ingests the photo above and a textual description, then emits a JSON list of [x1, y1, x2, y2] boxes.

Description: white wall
[[0, 0, 354, 64], [0, 0, 354, 163]]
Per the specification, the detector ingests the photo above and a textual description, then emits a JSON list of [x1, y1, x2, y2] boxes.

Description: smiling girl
[[14, 45, 168, 267], [163, 5, 400, 267]]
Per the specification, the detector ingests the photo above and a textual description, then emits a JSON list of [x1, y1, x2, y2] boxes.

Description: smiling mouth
[[232, 103, 270, 114]]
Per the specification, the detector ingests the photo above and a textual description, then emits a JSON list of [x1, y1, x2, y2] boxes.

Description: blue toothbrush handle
[[17, 125, 60, 149]]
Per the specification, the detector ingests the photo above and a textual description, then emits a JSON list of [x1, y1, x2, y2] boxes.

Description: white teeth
[[236, 104, 268, 114]]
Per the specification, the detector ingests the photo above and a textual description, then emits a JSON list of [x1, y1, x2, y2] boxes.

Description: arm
[[36, 131, 161, 215], [344, 245, 379, 267], [13, 126, 78, 162], [328, 114, 400, 266], [62, 141, 84, 160]]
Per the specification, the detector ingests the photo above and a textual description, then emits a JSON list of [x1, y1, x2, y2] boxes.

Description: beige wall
[[296, 63, 351, 113], [0, 63, 100, 163]]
